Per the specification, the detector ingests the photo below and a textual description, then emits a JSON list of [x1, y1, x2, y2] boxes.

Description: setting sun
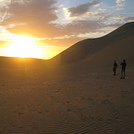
[[3, 36, 43, 59]]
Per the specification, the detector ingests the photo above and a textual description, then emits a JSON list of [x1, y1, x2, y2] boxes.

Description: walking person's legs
[[123, 70, 126, 79], [121, 69, 125, 79]]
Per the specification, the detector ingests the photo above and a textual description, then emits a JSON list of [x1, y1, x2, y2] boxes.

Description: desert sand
[[0, 22, 134, 133], [0, 64, 134, 134]]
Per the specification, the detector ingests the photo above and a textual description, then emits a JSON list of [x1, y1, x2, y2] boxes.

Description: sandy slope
[[50, 22, 134, 64], [0, 65, 134, 133]]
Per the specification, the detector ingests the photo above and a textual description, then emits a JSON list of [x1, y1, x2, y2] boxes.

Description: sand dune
[[50, 22, 134, 64], [0, 22, 134, 133]]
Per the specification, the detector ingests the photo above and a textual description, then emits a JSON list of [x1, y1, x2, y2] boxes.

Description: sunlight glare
[[3, 36, 43, 59]]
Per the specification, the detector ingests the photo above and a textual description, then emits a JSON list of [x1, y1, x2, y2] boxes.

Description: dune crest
[[50, 22, 134, 65]]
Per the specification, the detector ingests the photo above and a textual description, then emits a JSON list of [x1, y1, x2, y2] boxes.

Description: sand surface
[[0, 65, 134, 134]]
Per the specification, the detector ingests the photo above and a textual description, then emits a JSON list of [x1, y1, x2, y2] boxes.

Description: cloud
[[123, 16, 134, 22], [63, 20, 103, 34], [116, 0, 125, 4], [67, 1, 101, 17], [1, 0, 104, 39], [2, 0, 60, 38], [0, 0, 10, 23], [116, 0, 126, 10]]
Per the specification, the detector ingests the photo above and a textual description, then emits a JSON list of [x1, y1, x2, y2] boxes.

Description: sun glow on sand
[[3, 36, 43, 59]]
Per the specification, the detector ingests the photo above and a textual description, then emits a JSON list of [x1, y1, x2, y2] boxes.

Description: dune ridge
[[50, 22, 134, 65]]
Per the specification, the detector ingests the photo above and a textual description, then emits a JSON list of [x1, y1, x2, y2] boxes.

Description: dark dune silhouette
[[50, 22, 134, 64], [0, 56, 46, 69]]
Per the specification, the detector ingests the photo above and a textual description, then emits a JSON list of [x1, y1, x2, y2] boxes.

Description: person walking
[[120, 59, 127, 79], [113, 60, 117, 76]]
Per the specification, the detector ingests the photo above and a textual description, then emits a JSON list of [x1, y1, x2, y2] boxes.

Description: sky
[[0, 0, 134, 59]]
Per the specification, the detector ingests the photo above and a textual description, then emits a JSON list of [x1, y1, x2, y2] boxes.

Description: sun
[[3, 36, 43, 59]]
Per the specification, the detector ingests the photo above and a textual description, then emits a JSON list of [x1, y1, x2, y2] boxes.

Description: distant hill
[[0, 56, 46, 68], [50, 22, 134, 65]]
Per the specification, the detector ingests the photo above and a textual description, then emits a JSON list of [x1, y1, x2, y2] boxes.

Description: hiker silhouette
[[120, 59, 127, 79], [113, 60, 117, 76]]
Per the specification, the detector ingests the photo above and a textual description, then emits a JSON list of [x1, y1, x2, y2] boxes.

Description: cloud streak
[[116, 0, 126, 10], [67, 1, 100, 17]]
